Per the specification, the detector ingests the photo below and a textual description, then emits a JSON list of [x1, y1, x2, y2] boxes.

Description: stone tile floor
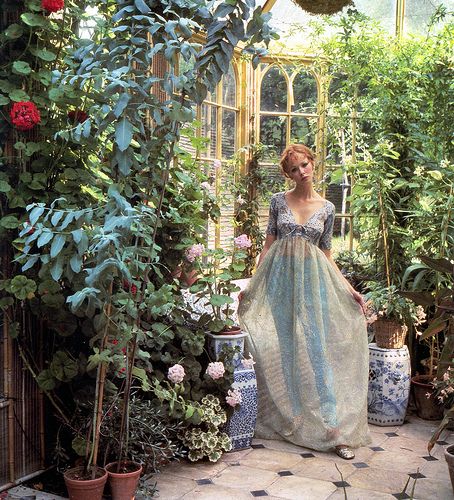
[[2, 415, 452, 499], [154, 415, 453, 499]]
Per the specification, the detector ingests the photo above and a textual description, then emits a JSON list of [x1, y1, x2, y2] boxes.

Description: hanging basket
[[291, 0, 354, 15], [373, 319, 407, 349]]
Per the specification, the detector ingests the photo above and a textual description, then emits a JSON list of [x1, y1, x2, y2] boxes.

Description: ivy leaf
[[36, 369, 57, 391], [50, 234, 66, 258], [9, 89, 30, 101], [9, 275, 37, 300], [115, 117, 133, 152], [12, 61, 32, 75], [29, 47, 56, 61], [50, 351, 79, 382], [0, 95, 10, 105]]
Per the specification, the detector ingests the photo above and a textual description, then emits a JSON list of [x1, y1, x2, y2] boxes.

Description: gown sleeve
[[318, 203, 335, 250], [265, 195, 278, 236]]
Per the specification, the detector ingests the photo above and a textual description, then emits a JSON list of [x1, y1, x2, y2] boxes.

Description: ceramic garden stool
[[205, 331, 249, 370], [224, 367, 258, 450], [367, 342, 411, 426]]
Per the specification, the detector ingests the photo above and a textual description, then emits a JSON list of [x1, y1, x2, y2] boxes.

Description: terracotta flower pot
[[106, 461, 142, 500], [411, 374, 444, 420], [63, 466, 107, 500], [445, 445, 454, 492]]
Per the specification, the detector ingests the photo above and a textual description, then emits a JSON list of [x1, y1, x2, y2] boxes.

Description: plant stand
[[224, 367, 258, 450], [368, 343, 411, 426]]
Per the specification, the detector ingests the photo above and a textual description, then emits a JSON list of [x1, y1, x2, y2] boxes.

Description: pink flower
[[168, 363, 185, 384], [242, 355, 255, 369], [213, 159, 222, 170], [206, 361, 225, 380], [234, 234, 252, 249], [226, 388, 242, 407], [185, 243, 204, 263]]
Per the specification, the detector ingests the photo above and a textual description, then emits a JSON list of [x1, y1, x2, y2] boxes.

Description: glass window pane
[[260, 115, 288, 159], [221, 110, 237, 159], [290, 116, 316, 150], [222, 64, 236, 107], [292, 71, 317, 113], [404, 0, 454, 35], [260, 67, 287, 112], [202, 104, 217, 158]]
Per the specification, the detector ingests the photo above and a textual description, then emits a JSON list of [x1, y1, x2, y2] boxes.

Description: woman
[[238, 144, 371, 459]]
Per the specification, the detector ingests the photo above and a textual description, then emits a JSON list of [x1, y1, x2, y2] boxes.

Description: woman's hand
[[351, 289, 366, 315]]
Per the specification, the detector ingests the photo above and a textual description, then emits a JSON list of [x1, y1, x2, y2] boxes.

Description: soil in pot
[[216, 325, 242, 336], [63, 466, 107, 500], [105, 461, 142, 500], [411, 374, 444, 420]]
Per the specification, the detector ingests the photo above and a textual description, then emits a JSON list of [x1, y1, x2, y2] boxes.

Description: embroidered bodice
[[266, 192, 335, 249]]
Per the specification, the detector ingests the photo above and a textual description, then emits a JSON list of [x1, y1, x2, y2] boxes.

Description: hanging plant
[[292, 0, 354, 15]]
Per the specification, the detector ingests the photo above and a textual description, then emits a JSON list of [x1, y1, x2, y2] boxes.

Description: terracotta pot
[[411, 374, 444, 420], [106, 461, 142, 500], [63, 466, 107, 500], [445, 445, 454, 492]]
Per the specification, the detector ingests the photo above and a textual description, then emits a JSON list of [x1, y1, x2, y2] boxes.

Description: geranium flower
[[168, 363, 185, 384], [10, 101, 41, 131], [41, 0, 64, 13], [68, 109, 89, 123], [226, 388, 242, 407], [206, 361, 225, 380], [242, 354, 255, 369], [234, 234, 252, 249], [185, 243, 204, 263]]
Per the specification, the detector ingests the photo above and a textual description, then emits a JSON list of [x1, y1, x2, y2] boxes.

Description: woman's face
[[285, 153, 314, 184]]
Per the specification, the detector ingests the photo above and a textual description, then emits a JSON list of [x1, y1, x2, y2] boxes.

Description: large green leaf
[[115, 117, 133, 152], [8, 89, 30, 101], [9, 275, 36, 300], [5, 24, 24, 39], [30, 47, 56, 61], [12, 61, 32, 75], [20, 12, 47, 27], [0, 215, 19, 229], [50, 234, 66, 258], [50, 351, 79, 382]]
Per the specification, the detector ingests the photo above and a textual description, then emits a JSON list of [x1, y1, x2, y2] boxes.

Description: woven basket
[[374, 319, 407, 349], [292, 0, 354, 15]]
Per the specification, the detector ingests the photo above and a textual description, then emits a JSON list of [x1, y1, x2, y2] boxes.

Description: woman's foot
[[335, 445, 355, 460]]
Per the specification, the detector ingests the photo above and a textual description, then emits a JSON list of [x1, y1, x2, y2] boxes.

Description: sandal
[[335, 445, 355, 460]]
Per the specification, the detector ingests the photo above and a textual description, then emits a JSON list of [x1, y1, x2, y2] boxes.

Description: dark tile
[[385, 432, 399, 437], [229, 462, 240, 466], [300, 452, 315, 458], [195, 478, 213, 485], [251, 490, 268, 497], [333, 481, 351, 487], [422, 455, 438, 461], [277, 470, 293, 476], [370, 446, 385, 451], [251, 443, 266, 449], [392, 493, 410, 499], [436, 440, 449, 445], [353, 462, 369, 469], [408, 472, 426, 479]]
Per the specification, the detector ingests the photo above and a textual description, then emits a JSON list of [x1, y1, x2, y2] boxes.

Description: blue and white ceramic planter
[[206, 331, 249, 370], [368, 343, 411, 426], [224, 367, 258, 450]]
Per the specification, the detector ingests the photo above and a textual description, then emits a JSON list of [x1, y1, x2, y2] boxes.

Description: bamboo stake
[[5, 316, 14, 483]]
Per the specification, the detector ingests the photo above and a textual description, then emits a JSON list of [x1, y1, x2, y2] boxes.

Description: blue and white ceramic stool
[[224, 367, 258, 450], [368, 343, 411, 426]]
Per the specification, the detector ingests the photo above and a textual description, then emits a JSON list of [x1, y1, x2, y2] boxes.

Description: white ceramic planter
[[205, 331, 249, 370]]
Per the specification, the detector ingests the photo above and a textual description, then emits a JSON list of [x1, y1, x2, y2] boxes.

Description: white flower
[[168, 364, 185, 384], [212, 159, 222, 170], [414, 166, 424, 177], [185, 243, 204, 263], [201, 182, 210, 191], [234, 234, 252, 249], [206, 361, 225, 380], [226, 388, 242, 407], [237, 195, 245, 204], [242, 354, 255, 369]]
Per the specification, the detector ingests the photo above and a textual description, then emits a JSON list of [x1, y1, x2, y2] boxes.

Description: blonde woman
[[238, 144, 371, 459]]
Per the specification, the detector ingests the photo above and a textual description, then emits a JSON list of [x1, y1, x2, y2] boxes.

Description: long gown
[[238, 192, 371, 451]]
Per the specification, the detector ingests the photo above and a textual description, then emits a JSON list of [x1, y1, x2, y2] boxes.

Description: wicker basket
[[374, 319, 408, 349]]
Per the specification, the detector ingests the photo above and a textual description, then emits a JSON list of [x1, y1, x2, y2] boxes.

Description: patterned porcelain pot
[[206, 331, 249, 370], [368, 343, 411, 426], [224, 367, 258, 450]]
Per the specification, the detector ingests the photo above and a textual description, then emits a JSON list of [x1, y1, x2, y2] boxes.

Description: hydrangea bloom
[[226, 388, 242, 407], [206, 361, 225, 380], [185, 243, 204, 263], [234, 234, 252, 249], [168, 363, 185, 384], [242, 354, 255, 369], [41, 0, 64, 12], [10, 101, 41, 131]]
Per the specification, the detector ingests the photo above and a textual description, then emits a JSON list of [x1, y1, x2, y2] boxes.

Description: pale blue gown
[[238, 192, 371, 451]]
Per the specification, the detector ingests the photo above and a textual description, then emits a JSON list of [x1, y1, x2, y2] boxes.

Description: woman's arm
[[322, 248, 366, 314], [256, 233, 276, 269]]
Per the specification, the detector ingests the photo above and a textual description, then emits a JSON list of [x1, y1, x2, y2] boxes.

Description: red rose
[[68, 109, 88, 123], [41, 0, 64, 13], [10, 101, 41, 131]]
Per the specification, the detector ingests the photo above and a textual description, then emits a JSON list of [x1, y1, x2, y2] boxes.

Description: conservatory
[[0, 0, 453, 498]]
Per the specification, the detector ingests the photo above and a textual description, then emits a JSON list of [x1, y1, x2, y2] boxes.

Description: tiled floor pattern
[[154, 415, 453, 499]]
